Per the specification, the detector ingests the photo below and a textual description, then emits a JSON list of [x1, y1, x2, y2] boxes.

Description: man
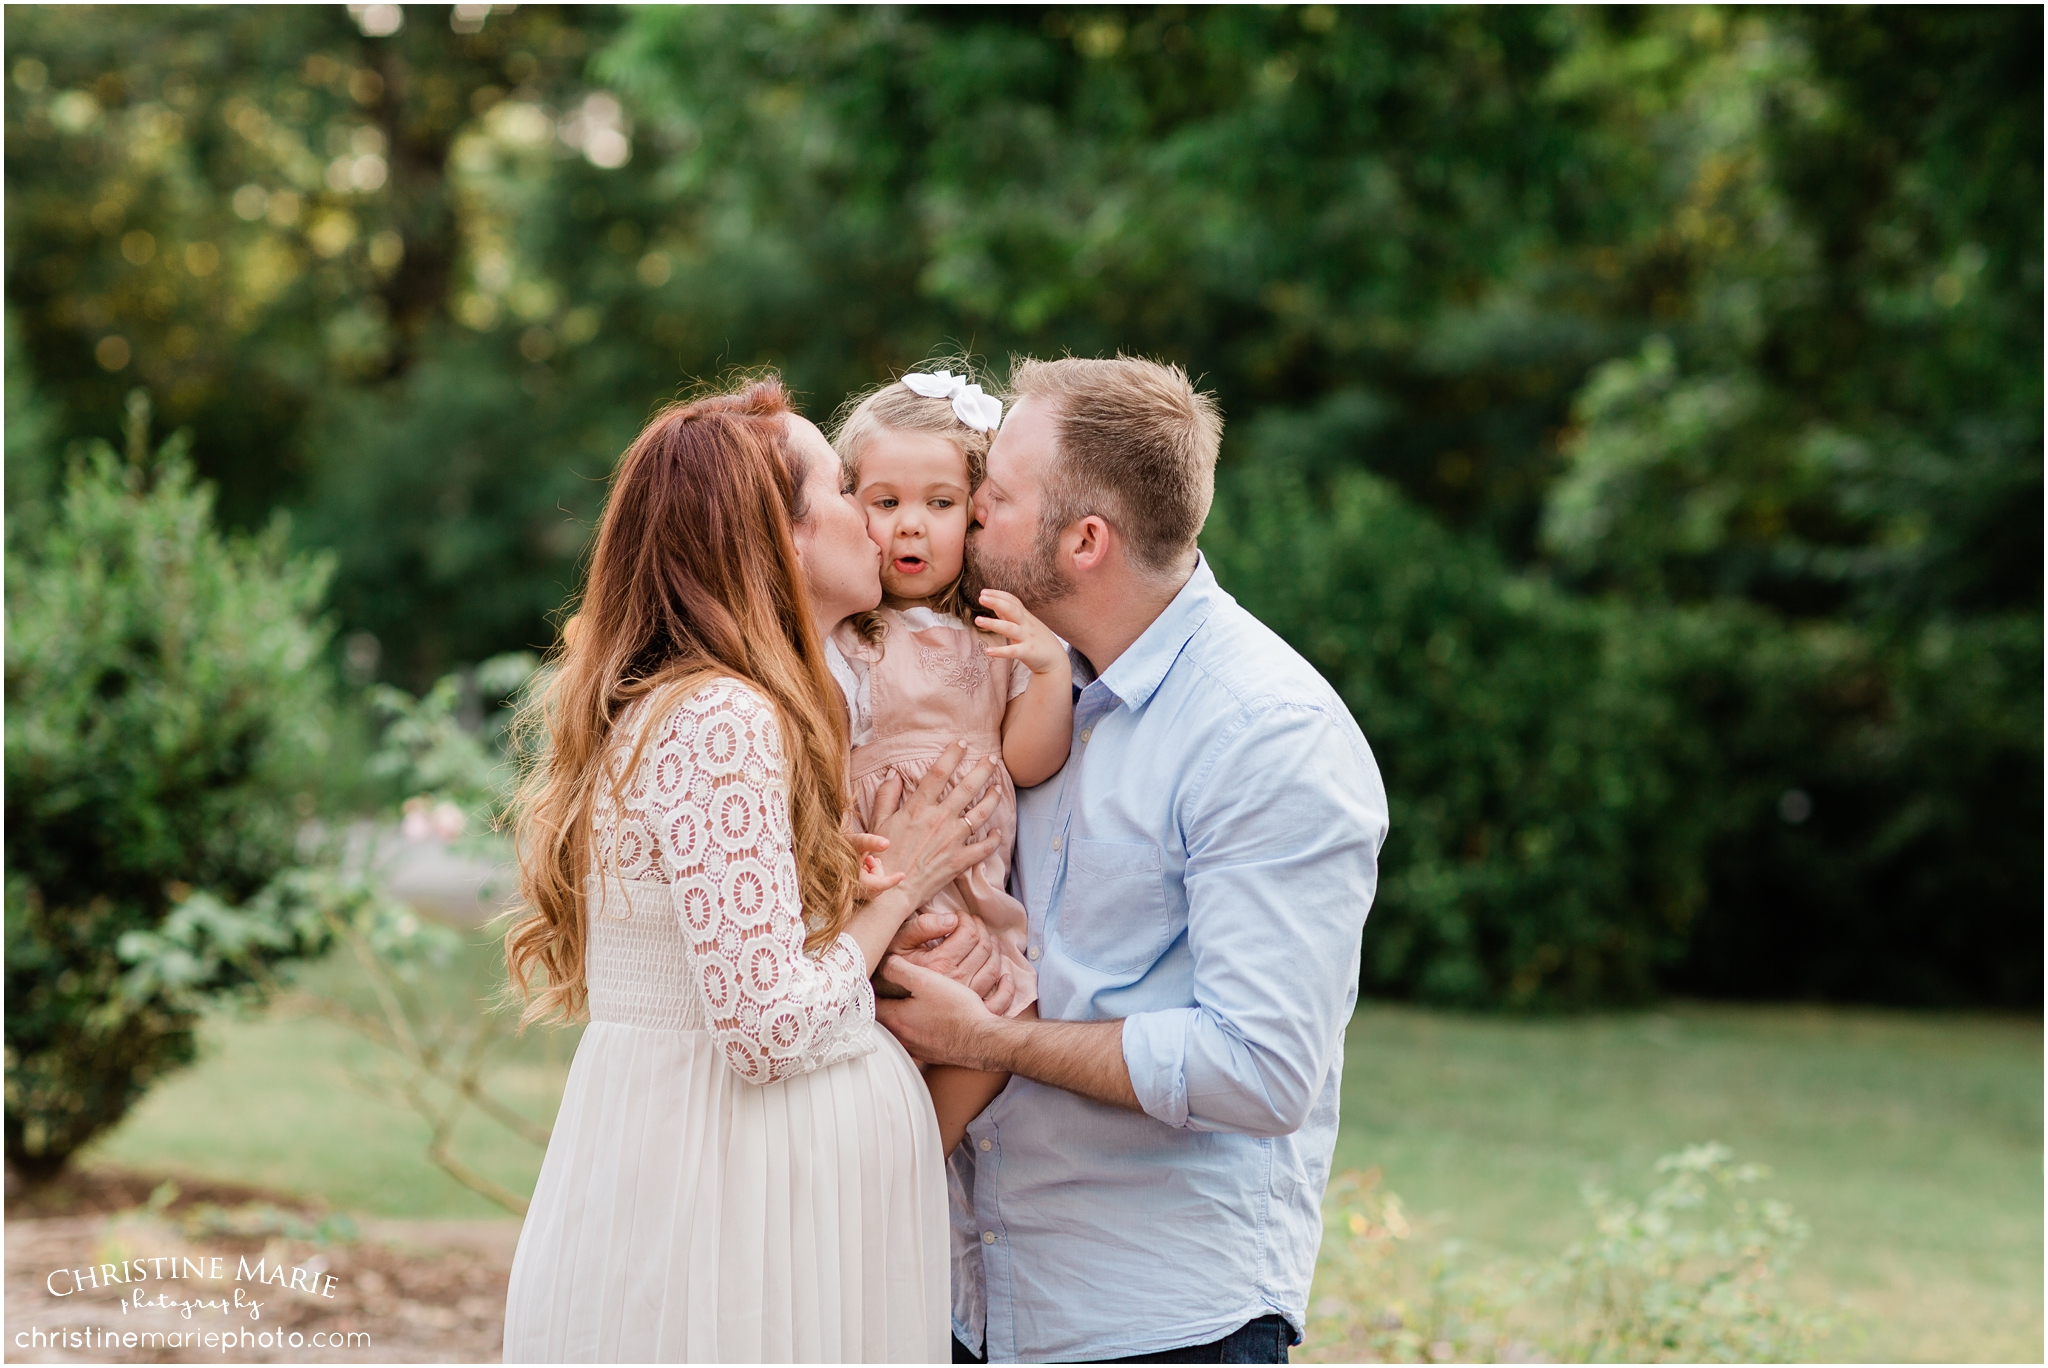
[[878, 356, 1389, 1364]]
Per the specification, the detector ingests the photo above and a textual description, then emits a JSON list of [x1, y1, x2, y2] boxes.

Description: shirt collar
[[1080, 554, 1225, 712]]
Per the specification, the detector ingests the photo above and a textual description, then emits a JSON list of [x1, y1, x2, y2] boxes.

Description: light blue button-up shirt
[[949, 555, 1389, 1363]]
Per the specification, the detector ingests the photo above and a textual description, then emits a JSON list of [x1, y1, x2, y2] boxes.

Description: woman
[[501, 379, 1001, 1362]]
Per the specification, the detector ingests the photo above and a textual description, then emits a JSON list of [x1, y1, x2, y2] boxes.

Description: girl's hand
[[976, 589, 1069, 678], [851, 831, 907, 903]]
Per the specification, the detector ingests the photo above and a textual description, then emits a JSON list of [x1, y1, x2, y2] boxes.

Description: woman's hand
[[866, 741, 1003, 907], [975, 589, 1068, 677]]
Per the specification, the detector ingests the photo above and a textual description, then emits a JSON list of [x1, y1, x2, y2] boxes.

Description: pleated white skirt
[[502, 886, 950, 1363]]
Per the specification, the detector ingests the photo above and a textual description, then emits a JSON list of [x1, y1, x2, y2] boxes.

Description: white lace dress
[[502, 679, 949, 1363]]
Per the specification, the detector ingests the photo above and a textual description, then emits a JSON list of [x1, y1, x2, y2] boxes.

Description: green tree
[[5, 4, 623, 677], [4, 396, 336, 1176], [1530, 8, 2042, 1002], [1538, 9, 2040, 619], [6, 7, 2038, 1007], [1203, 447, 1710, 1007]]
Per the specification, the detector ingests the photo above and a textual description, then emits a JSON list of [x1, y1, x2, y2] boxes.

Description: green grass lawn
[[1331, 1002, 2042, 1362], [89, 935, 582, 1220], [82, 942, 2041, 1362]]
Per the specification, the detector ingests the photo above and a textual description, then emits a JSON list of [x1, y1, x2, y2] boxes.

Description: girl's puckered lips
[[893, 557, 928, 573]]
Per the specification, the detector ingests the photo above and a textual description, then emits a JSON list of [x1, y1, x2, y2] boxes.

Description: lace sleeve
[[630, 680, 875, 1083]]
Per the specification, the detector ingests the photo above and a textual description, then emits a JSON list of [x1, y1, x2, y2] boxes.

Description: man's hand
[[897, 913, 1016, 1013], [876, 959, 1140, 1111], [875, 956, 1004, 1069]]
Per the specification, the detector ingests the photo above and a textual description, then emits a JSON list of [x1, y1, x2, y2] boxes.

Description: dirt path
[[5, 1169, 516, 1364]]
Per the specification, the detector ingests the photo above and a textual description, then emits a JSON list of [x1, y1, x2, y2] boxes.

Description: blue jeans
[[953, 1315, 1292, 1364]]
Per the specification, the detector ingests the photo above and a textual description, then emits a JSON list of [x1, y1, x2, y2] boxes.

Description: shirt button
[[978, 1137, 993, 1151], [1079, 727, 1092, 743], [981, 1230, 996, 1245], [1051, 837, 1062, 852], [1027, 946, 1041, 961]]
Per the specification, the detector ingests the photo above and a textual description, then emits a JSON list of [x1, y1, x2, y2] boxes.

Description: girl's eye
[[931, 498, 953, 510], [875, 497, 897, 509]]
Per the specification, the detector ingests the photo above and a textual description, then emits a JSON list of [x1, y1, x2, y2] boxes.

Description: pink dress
[[831, 607, 1037, 1012]]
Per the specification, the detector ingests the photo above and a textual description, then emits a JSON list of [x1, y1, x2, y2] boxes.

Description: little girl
[[828, 365, 1073, 1022]]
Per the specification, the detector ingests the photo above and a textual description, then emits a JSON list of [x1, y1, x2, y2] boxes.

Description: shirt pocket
[[1057, 838, 1171, 976]]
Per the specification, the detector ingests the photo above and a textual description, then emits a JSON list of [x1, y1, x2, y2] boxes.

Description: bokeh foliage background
[[6, 4, 2040, 1011]]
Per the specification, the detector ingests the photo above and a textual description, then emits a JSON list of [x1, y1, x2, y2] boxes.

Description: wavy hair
[[504, 378, 861, 1023]]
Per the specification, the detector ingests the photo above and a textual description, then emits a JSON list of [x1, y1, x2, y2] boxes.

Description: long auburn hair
[[504, 377, 861, 1024]]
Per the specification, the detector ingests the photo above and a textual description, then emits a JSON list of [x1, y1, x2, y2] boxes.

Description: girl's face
[[854, 430, 973, 606]]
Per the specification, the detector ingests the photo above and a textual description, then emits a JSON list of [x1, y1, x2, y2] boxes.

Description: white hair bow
[[901, 370, 1003, 433]]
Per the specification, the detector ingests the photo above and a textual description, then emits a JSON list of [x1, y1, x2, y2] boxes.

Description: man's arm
[[881, 700, 1386, 1134], [876, 959, 1140, 1111], [1119, 701, 1387, 1135]]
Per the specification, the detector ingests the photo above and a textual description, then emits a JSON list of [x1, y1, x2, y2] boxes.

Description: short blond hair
[[1007, 355, 1222, 575], [829, 359, 995, 495], [828, 358, 998, 636]]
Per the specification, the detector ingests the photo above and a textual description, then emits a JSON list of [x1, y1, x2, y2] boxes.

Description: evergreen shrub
[[4, 412, 337, 1176]]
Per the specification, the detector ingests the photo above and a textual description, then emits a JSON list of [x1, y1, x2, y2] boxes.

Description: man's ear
[[1069, 514, 1113, 574]]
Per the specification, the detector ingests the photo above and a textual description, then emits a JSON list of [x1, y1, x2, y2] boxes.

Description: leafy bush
[[1204, 395, 2041, 1008], [1553, 1143, 1825, 1362], [1657, 609, 2043, 1007], [4, 407, 337, 1177], [1204, 425, 1712, 1007], [1305, 1167, 1536, 1363], [1304, 1146, 1828, 1363]]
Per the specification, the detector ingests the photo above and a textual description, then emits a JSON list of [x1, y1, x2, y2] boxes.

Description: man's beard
[[970, 521, 1075, 609]]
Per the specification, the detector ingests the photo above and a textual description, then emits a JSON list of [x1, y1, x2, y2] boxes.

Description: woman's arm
[[654, 684, 994, 1085], [977, 589, 1074, 788]]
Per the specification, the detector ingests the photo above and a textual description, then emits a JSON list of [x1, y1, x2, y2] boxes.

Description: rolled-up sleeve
[[1121, 701, 1388, 1136]]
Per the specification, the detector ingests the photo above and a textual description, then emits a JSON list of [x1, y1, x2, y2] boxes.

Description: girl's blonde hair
[[504, 377, 861, 1024], [829, 358, 997, 642]]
